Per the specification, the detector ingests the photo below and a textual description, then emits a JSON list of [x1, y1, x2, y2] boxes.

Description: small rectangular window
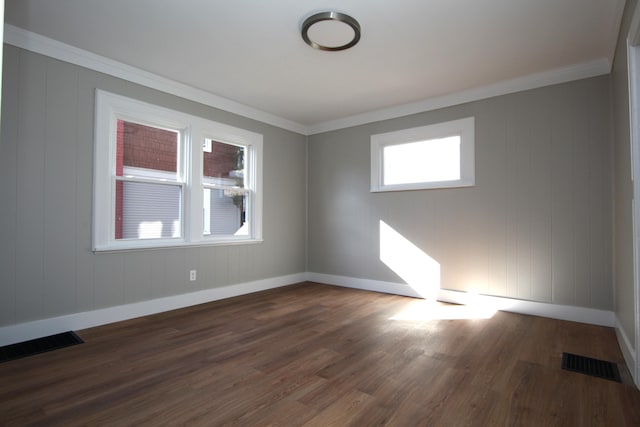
[[371, 117, 474, 192]]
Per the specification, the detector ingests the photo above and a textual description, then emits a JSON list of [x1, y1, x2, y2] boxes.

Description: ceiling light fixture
[[301, 11, 361, 51]]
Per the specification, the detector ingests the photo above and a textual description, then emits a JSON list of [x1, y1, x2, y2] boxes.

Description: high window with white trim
[[93, 90, 263, 251], [371, 117, 475, 192]]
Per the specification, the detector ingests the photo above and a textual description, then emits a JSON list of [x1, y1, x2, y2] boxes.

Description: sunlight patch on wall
[[379, 220, 440, 299]]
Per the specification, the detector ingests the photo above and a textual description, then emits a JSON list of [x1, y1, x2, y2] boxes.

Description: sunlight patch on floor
[[390, 299, 497, 321]]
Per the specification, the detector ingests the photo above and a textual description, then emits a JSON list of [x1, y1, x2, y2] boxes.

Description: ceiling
[[4, 0, 626, 134]]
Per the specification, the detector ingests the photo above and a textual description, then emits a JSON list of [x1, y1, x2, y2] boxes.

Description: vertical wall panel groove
[[42, 58, 80, 318], [0, 46, 20, 325], [15, 50, 47, 322]]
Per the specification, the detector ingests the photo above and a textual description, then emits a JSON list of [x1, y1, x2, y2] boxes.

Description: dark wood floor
[[1, 282, 639, 426]]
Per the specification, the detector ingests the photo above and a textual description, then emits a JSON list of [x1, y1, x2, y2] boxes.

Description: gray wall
[[308, 76, 613, 310], [0, 36, 625, 329], [612, 0, 638, 350], [0, 45, 307, 327]]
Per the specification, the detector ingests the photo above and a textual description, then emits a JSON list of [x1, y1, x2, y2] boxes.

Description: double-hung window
[[93, 90, 263, 251]]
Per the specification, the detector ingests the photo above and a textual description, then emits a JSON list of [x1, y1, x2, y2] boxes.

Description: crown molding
[[4, 25, 612, 137], [307, 58, 611, 135], [3, 24, 308, 135]]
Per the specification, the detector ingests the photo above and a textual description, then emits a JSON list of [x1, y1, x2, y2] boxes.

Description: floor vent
[[0, 332, 84, 363], [561, 352, 621, 382]]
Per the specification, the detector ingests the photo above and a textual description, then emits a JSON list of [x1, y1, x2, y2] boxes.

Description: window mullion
[[188, 128, 203, 244]]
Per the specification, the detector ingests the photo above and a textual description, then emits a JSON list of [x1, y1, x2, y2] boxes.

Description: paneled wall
[[0, 46, 307, 326], [308, 76, 613, 310], [612, 0, 638, 356]]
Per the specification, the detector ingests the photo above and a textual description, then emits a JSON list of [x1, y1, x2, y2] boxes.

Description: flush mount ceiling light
[[301, 11, 361, 51]]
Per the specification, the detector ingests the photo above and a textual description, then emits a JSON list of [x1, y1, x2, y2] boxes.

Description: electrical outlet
[[189, 270, 197, 281]]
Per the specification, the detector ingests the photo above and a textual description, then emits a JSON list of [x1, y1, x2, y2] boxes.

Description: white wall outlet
[[189, 270, 197, 281]]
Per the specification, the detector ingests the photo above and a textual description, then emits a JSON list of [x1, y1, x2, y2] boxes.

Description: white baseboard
[[0, 271, 618, 347], [308, 272, 616, 327], [0, 273, 306, 346], [437, 289, 615, 327], [306, 272, 425, 298], [615, 316, 638, 387]]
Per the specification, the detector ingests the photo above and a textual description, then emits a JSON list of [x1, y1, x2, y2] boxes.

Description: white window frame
[[370, 117, 475, 192], [198, 134, 259, 244], [93, 89, 263, 251]]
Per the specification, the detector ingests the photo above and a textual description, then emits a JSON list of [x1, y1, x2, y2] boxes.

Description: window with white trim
[[202, 138, 249, 237], [93, 90, 263, 251], [371, 117, 475, 192]]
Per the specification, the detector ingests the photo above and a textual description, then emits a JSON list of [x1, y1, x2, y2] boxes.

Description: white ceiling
[[4, 0, 626, 134]]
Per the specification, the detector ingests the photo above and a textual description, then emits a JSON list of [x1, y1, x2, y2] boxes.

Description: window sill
[[371, 178, 475, 192], [93, 238, 263, 253]]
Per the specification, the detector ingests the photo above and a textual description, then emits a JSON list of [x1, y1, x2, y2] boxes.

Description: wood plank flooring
[[1, 282, 639, 426]]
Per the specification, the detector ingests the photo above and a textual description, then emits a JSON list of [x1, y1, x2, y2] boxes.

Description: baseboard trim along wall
[[307, 272, 616, 327], [1, 272, 618, 347], [615, 317, 638, 386], [0, 273, 307, 347]]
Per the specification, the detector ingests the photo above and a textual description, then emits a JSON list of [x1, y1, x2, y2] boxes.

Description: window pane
[[116, 181, 182, 240], [203, 188, 247, 236], [203, 139, 245, 187], [116, 120, 179, 180], [383, 136, 461, 185]]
